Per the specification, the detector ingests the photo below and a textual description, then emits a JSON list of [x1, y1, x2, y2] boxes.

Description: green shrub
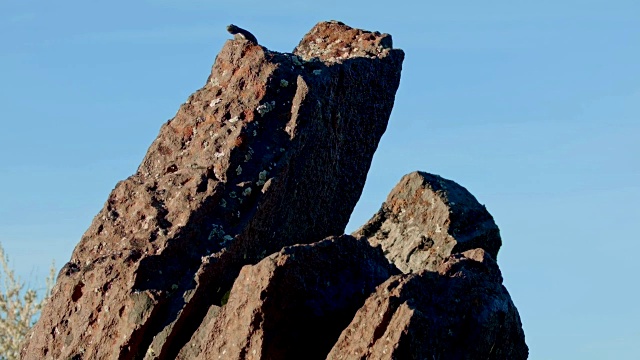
[[0, 243, 54, 360]]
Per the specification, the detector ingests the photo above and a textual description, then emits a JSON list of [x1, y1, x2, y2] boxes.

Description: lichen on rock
[[21, 21, 405, 360], [21, 20, 527, 360]]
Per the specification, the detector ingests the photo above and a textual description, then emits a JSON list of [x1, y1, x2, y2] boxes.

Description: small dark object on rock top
[[226, 24, 258, 44]]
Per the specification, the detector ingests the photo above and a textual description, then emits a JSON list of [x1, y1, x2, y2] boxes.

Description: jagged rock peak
[[21, 21, 403, 360]]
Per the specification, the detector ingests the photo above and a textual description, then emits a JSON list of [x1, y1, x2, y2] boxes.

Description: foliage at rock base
[[0, 244, 54, 360]]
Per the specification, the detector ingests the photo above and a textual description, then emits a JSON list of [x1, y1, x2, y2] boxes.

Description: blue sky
[[1, 1, 638, 358]]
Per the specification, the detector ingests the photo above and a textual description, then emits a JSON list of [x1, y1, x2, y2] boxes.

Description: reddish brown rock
[[328, 249, 528, 359], [294, 20, 394, 61], [20, 19, 528, 360], [21, 21, 403, 360], [354, 171, 502, 274], [182, 235, 396, 360]]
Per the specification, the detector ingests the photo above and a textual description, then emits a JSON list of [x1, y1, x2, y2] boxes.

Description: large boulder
[[328, 248, 528, 359], [354, 171, 502, 273], [21, 21, 403, 360]]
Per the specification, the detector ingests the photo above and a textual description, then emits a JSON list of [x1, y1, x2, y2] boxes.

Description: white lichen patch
[[228, 116, 239, 123], [214, 151, 224, 158], [256, 101, 276, 117], [209, 98, 222, 107]]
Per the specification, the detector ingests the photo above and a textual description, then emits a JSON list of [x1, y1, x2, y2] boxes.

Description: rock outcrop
[[335, 171, 527, 358], [21, 21, 403, 360], [328, 249, 527, 359], [354, 171, 502, 274], [180, 236, 396, 360], [22, 20, 527, 360]]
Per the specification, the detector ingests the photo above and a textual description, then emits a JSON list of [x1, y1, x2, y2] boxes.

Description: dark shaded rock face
[[21, 21, 527, 360], [180, 236, 396, 360], [354, 171, 502, 273], [327, 249, 528, 359], [21, 21, 403, 360]]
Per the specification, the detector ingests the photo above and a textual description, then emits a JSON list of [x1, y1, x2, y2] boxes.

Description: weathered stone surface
[[21, 19, 528, 360], [294, 20, 394, 62], [328, 248, 528, 359], [21, 21, 403, 360], [185, 235, 396, 360], [354, 171, 502, 273]]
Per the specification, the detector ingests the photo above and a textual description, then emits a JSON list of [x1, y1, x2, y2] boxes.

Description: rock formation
[[178, 236, 396, 360], [328, 248, 527, 359], [21, 21, 527, 360], [354, 171, 502, 273]]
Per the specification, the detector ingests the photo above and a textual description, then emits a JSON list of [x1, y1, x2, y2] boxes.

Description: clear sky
[[1, 1, 638, 358]]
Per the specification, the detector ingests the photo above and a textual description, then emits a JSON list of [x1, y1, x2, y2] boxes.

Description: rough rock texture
[[21, 21, 403, 360], [21, 20, 528, 360], [354, 171, 502, 273], [327, 248, 528, 359], [181, 235, 397, 360]]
